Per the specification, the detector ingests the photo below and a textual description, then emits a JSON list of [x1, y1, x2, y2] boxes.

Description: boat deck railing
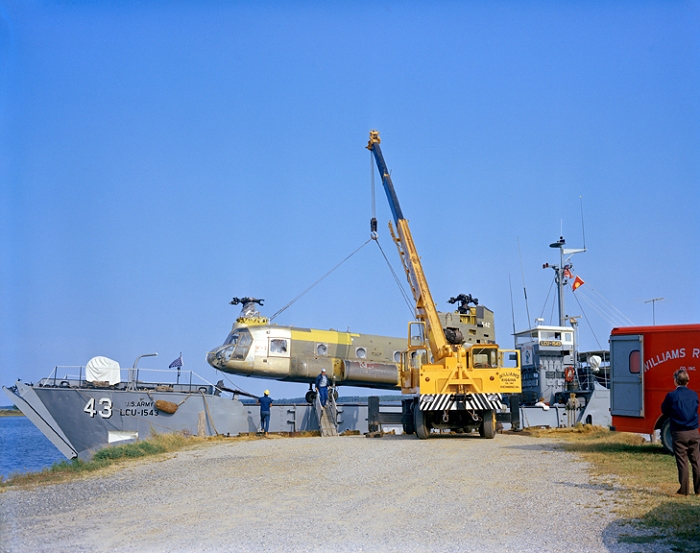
[[38, 366, 219, 395]]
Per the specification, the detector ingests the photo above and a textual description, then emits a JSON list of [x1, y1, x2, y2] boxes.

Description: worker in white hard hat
[[315, 368, 331, 407], [258, 389, 273, 435]]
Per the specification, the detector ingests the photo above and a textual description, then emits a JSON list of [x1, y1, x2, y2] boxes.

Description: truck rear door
[[610, 334, 644, 417]]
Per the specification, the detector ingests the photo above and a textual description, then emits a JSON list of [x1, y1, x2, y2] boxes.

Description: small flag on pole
[[571, 276, 585, 291], [169, 354, 183, 368]]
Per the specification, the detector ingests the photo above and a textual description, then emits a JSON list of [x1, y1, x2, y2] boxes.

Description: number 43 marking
[[83, 398, 113, 419]]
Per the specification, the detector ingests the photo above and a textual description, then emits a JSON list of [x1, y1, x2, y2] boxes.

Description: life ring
[[564, 367, 575, 383]]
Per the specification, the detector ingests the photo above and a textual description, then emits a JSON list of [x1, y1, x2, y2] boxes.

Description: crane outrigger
[[367, 130, 521, 439]]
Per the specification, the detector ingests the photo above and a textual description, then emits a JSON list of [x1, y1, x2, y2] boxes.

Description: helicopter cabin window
[[472, 347, 497, 368], [269, 338, 289, 357], [355, 347, 367, 359], [316, 343, 328, 356]]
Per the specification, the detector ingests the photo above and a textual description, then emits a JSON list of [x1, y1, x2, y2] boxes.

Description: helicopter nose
[[207, 345, 230, 369]]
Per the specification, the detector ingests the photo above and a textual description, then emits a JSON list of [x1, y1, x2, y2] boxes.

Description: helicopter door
[[263, 337, 291, 377]]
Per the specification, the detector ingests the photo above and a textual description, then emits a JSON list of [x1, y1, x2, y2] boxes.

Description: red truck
[[610, 324, 700, 452]]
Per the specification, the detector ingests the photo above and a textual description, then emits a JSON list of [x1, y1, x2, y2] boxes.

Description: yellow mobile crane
[[367, 130, 521, 439]]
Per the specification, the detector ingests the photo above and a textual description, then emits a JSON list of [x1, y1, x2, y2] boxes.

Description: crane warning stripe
[[419, 394, 503, 411]]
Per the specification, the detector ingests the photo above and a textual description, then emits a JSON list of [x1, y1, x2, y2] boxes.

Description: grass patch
[[527, 425, 700, 551], [1, 432, 194, 489]]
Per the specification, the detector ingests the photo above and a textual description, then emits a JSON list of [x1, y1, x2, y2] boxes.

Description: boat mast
[[547, 236, 585, 327]]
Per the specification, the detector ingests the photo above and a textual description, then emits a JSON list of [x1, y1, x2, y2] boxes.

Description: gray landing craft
[[3, 358, 401, 460], [206, 295, 498, 402], [4, 358, 251, 460]]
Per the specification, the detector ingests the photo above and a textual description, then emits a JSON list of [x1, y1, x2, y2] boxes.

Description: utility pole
[[645, 297, 664, 325]]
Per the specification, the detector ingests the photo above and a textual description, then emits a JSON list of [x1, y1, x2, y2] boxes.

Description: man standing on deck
[[315, 368, 331, 407], [259, 390, 273, 436], [661, 369, 700, 495]]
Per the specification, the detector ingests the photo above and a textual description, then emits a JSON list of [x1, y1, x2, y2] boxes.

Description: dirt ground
[[0, 433, 657, 553]]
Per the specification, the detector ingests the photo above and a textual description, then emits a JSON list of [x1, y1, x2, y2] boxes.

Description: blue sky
[[1, 1, 699, 399]]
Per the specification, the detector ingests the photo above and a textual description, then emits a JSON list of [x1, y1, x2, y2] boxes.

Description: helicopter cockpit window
[[316, 343, 328, 356], [233, 331, 253, 360], [222, 329, 252, 361], [269, 339, 289, 356], [355, 347, 367, 359]]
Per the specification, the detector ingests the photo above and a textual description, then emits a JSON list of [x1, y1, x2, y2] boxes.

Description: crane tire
[[414, 404, 430, 440], [479, 409, 496, 439]]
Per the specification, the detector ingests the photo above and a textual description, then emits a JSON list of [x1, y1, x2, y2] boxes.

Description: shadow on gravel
[[551, 480, 625, 492], [376, 433, 488, 440], [375, 434, 566, 445], [498, 442, 564, 451], [602, 501, 700, 553]]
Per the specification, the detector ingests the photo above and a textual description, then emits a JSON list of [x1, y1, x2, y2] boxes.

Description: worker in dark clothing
[[315, 368, 331, 407], [661, 369, 700, 495], [259, 390, 273, 436]]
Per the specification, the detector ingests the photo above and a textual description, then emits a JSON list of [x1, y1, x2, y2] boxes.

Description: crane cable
[[373, 239, 415, 317], [271, 151, 415, 323], [270, 238, 373, 321]]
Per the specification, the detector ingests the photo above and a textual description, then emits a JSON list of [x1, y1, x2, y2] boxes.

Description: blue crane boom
[[366, 130, 404, 224]]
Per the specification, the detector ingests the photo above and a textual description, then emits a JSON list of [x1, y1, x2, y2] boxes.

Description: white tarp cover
[[86, 356, 121, 385]]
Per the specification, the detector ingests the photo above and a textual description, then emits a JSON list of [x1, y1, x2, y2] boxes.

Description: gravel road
[[0, 433, 657, 553]]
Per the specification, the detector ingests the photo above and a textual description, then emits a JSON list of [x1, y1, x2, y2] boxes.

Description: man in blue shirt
[[661, 369, 700, 495], [315, 368, 331, 407], [259, 390, 273, 436]]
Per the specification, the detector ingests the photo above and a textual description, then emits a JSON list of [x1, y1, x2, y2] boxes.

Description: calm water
[[0, 416, 66, 480]]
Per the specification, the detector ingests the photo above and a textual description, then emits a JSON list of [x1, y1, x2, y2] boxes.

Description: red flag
[[572, 275, 585, 291]]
